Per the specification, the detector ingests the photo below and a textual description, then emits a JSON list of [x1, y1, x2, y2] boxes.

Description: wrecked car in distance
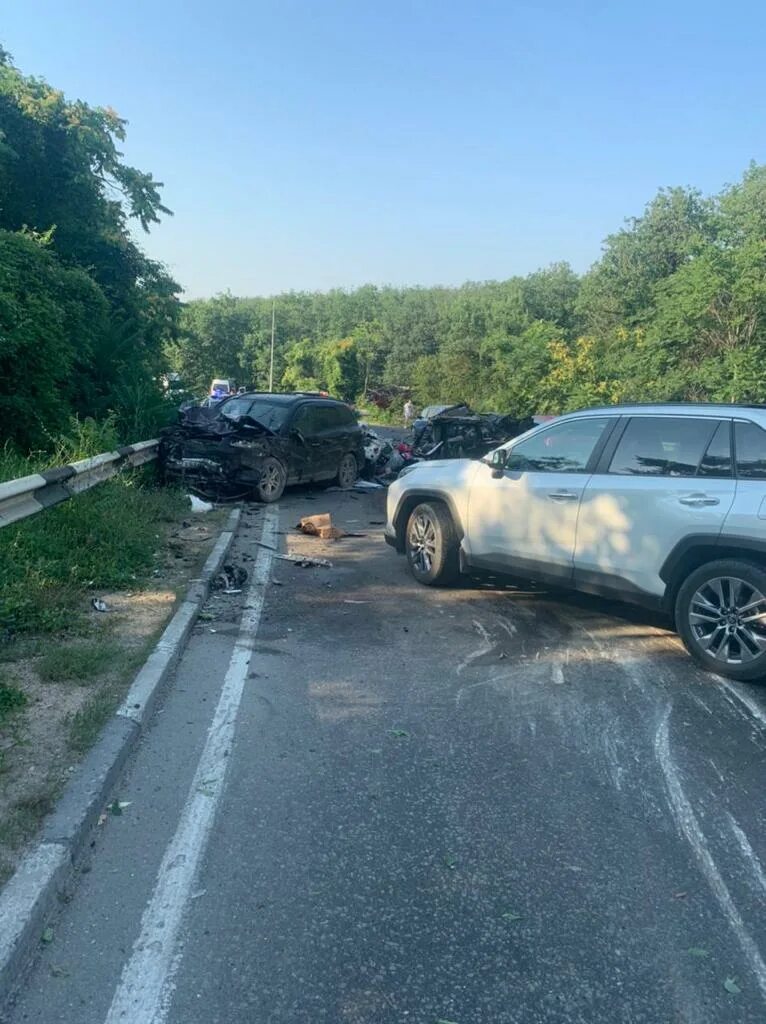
[[411, 403, 535, 460], [159, 392, 364, 502]]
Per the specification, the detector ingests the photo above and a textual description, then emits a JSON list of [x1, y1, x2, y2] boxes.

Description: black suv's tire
[[675, 559, 766, 681], [335, 452, 358, 489], [405, 502, 460, 586], [256, 457, 287, 503]]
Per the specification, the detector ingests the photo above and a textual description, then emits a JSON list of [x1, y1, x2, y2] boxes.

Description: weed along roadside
[[0, 472, 229, 886]]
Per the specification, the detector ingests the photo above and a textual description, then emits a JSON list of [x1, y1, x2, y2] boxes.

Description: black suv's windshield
[[220, 397, 292, 432]]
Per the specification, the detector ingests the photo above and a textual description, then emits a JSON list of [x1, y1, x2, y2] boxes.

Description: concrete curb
[[0, 506, 243, 1008]]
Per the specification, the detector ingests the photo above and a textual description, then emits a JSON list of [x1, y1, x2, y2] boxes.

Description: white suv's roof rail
[[558, 403, 766, 420]]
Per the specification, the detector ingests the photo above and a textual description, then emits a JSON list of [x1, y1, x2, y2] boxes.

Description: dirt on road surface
[[5, 486, 766, 1024]]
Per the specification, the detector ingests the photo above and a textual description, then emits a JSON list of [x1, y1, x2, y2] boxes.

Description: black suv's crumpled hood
[[175, 404, 276, 439]]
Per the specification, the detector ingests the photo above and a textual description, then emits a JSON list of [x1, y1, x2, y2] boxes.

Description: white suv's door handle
[[547, 491, 579, 502], [679, 494, 720, 507]]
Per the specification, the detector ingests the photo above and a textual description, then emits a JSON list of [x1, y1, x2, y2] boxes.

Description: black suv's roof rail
[[235, 391, 341, 401]]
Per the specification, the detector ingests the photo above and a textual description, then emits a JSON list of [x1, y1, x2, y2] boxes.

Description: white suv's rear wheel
[[676, 559, 766, 681]]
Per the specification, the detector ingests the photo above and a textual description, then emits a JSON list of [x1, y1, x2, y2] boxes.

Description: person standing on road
[[404, 399, 415, 429]]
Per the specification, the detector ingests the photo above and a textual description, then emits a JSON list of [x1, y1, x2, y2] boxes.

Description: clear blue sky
[[3, 1, 765, 298]]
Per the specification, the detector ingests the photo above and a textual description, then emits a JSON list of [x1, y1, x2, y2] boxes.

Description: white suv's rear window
[[735, 421, 766, 479]]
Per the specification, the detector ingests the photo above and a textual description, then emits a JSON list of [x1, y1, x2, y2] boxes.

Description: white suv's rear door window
[[609, 417, 719, 477]]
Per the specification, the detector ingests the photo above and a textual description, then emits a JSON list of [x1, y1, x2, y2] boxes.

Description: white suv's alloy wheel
[[408, 511, 437, 574], [688, 576, 766, 664]]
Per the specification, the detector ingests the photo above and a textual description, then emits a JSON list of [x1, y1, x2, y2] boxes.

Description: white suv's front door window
[[466, 417, 613, 575]]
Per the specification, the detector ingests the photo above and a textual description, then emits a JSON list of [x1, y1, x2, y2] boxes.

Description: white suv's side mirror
[[489, 449, 507, 478]]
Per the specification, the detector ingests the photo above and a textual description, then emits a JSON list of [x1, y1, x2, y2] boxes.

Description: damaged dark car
[[160, 393, 364, 502], [411, 403, 534, 460]]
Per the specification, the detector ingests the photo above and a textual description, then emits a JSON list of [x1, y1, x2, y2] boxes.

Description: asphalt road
[[5, 479, 766, 1024]]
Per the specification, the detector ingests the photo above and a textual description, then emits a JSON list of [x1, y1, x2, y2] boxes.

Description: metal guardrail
[[0, 440, 159, 529]]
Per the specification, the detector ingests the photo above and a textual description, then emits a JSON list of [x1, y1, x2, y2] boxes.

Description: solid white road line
[[103, 507, 278, 1024], [656, 706, 766, 1000]]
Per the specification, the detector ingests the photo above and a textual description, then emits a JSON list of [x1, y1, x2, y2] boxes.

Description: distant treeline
[[172, 163, 766, 415], [0, 47, 179, 451]]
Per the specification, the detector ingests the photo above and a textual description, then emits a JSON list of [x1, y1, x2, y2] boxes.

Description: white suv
[[385, 404, 766, 681]]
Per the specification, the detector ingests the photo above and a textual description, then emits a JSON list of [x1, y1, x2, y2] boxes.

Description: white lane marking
[[456, 619, 493, 675], [719, 679, 766, 731], [656, 706, 766, 1000], [727, 813, 766, 900], [103, 507, 278, 1024], [551, 662, 565, 686]]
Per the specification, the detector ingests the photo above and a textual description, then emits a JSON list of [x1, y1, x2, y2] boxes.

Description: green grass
[[0, 471, 186, 636], [37, 641, 123, 683], [67, 685, 123, 755], [4, 790, 57, 849], [0, 675, 26, 724]]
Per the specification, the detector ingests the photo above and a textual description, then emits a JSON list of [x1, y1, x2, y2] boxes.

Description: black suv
[[160, 392, 364, 502]]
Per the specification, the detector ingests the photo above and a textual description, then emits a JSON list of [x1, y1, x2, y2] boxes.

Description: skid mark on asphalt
[[656, 705, 766, 1001], [727, 813, 766, 901], [719, 679, 766, 731], [102, 507, 278, 1024], [455, 619, 493, 675]]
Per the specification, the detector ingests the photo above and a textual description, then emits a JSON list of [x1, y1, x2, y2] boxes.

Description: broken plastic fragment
[[188, 494, 214, 512]]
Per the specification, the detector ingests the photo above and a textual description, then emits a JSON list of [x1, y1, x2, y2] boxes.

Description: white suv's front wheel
[[405, 502, 460, 586], [676, 559, 766, 681]]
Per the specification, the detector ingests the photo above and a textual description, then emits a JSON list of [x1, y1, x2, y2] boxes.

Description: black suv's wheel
[[405, 502, 460, 586], [335, 452, 358, 489], [675, 559, 766, 681], [256, 457, 287, 503]]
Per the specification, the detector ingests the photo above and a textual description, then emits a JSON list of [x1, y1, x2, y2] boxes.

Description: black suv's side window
[[735, 421, 766, 479], [608, 417, 720, 477], [320, 406, 344, 430], [292, 405, 322, 436], [333, 405, 356, 427]]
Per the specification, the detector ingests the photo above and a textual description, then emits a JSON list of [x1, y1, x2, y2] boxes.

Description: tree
[[577, 187, 711, 334], [0, 230, 109, 447], [0, 48, 179, 448]]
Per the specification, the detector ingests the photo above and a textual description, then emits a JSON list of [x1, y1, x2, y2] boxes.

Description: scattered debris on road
[[274, 553, 333, 568], [188, 494, 214, 513], [213, 564, 248, 592], [109, 799, 131, 816], [362, 429, 417, 482], [298, 513, 346, 539], [297, 513, 366, 540]]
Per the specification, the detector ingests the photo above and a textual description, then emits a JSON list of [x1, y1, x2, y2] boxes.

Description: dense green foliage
[[172, 166, 766, 415], [0, 47, 179, 449]]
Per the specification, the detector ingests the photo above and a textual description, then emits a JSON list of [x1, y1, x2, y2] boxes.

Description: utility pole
[[269, 300, 276, 392]]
